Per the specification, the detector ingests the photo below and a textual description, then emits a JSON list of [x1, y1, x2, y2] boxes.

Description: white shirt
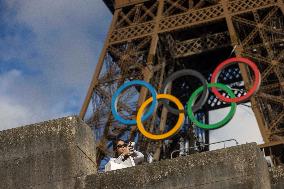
[[105, 150, 144, 172]]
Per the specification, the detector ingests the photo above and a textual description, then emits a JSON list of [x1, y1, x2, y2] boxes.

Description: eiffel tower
[[80, 0, 284, 168]]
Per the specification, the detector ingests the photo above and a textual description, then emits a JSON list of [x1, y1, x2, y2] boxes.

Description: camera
[[128, 141, 135, 148]]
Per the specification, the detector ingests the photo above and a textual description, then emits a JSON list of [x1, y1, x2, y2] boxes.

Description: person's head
[[114, 139, 127, 157]]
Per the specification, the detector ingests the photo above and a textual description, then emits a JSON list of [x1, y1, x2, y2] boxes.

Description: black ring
[[160, 69, 209, 115]]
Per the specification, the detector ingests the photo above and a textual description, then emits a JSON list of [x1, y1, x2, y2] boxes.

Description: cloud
[[209, 103, 264, 150], [0, 0, 112, 130]]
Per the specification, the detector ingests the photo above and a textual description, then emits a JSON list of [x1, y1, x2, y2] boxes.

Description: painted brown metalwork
[[81, 0, 284, 165]]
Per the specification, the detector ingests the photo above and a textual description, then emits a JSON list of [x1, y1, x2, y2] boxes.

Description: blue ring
[[111, 80, 157, 125]]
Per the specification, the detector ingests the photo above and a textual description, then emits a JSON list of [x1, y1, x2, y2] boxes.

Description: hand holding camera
[[128, 142, 135, 155], [121, 142, 135, 156]]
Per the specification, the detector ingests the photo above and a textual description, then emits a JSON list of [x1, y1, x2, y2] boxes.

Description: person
[[105, 139, 144, 172]]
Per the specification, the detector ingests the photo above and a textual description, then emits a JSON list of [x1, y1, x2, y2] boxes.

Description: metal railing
[[170, 139, 239, 159]]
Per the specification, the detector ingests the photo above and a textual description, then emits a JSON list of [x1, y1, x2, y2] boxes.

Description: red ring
[[211, 57, 261, 103]]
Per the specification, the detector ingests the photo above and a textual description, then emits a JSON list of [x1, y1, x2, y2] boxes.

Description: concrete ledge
[[0, 116, 97, 189], [0, 118, 275, 189], [85, 143, 271, 189]]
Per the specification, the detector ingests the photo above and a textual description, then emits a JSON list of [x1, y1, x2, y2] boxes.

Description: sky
[[209, 102, 264, 150], [0, 0, 112, 131]]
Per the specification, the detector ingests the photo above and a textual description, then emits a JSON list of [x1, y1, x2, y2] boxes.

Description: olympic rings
[[110, 57, 261, 140], [160, 69, 209, 114], [211, 57, 261, 103], [137, 94, 185, 140], [111, 80, 157, 125], [187, 83, 237, 130]]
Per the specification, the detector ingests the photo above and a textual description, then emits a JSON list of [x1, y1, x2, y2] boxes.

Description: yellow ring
[[137, 94, 185, 140]]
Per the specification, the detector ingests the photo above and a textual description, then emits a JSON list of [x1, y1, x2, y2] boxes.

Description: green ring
[[187, 83, 237, 130]]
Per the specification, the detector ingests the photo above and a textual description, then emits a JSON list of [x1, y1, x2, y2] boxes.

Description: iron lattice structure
[[80, 0, 284, 167]]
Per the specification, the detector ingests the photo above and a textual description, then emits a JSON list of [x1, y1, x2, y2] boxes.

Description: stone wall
[[85, 143, 271, 189], [0, 116, 96, 189], [1, 116, 282, 189]]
